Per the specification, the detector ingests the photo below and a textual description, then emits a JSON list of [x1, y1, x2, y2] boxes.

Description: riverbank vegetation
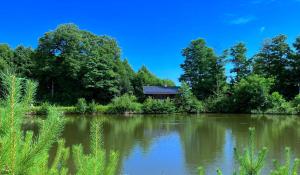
[[1, 23, 300, 114]]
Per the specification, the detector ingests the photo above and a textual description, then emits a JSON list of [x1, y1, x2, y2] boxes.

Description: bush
[[292, 94, 300, 107], [204, 93, 232, 113], [76, 98, 88, 114], [87, 100, 97, 114], [107, 94, 142, 114], [233, 74, 274, 113], [175, 82, 204, 113], [262, 92, 296, 114], [142, 97, 176, 114], [38, 102, 51, 115]]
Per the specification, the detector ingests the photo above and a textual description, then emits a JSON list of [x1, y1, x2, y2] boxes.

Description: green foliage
[[269, 92, 286, 107], [0, 73, 66, 174], [0, 44, 13, 72], [176, 82, 204, 113], [34, 24, 122, 104], [142, 97, 176, 114], [234, 128, 268, 175], [265, 92, 295, 114], [116, 59, 135, 95], [291, 38, 300, 98], [180, 38, 226, 100], [233, 74, 274, 113], [11, 46, 35, 77], [292, 94, 300, 107], [94, 105, 109, 113], [87, 100, 97, 114], [76, 98, 88, 114], [253, 35, 296, 99], [198, 167, 205, 175], [229, 42, 251, 82], [107, 94, 142, 114], [204, 90, 232, 113], [39, 102, 51, 115], [72, 120, 118, 175], [270, 148, 300, 175]]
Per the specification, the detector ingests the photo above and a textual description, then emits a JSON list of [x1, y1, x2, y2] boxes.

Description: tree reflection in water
[[24, 114, 300, 175]]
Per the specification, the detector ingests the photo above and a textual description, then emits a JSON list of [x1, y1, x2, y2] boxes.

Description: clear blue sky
[[1, 0, 300, 84]]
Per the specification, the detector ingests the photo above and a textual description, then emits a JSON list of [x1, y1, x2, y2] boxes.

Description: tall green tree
[[180, 38, 226, 100], [11, 46, 35, 77], [229, 42, 251, 82], [34, 24, 121, 104], [0, 44, 13, 72], [253, 35, 293, 98], [292, 36, 300, 95], [115, 59, 135, 95]]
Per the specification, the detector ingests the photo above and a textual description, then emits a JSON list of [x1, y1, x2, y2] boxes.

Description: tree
[[180, 38, 226, 100], [233, 74, 274, 113], [34, 24, 121, 104], [115, 59, 135, 95], [72, 120, 118, 175], [0, 73, 67, 174], [11, 46, 35, 77], [229, 42, 251, 82], [0, 44, 13, 72], [292, 36, 300, 95], [253, 35, 293, 98], [175, 82, 204, 113]]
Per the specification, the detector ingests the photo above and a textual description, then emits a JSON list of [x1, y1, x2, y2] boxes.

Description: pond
[[25, 114, 300, 175]]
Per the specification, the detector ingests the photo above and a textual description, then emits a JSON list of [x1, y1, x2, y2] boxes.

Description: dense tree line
[[1, 23, 300, 113], [180, 35, 300, 113], [0, 24, 174, 104]]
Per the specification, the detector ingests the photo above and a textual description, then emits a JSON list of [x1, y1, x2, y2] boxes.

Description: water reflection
[[24, 114, 300, 175]]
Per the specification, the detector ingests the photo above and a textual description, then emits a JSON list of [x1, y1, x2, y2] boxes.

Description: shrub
[[204, 93, 232, 113], [95, 105, 109, 113], [76, 98, 88, 114], [87, 100, 97, 114], [292, 94, 300, 106], [107, 94, 142, 114], [142, 97, 176, 114], [263, 92, 296, 114], [175, 82, 204, 113], [269, 92, 286, 107], [233, 74, 274, 113], [39, 102, 51, 115]]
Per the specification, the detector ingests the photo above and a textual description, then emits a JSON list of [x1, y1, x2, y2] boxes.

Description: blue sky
[[1, 0, 300, 84]]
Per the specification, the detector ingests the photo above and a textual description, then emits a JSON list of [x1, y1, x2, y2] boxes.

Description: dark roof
[[143, 86, 180, 95]]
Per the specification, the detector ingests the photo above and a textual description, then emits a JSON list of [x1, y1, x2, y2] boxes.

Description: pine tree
[[0, 73, 67, 174], [72, 119, 118, 175]]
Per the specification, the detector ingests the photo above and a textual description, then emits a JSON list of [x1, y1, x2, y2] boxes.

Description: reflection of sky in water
[[122, 132, 187, 175]]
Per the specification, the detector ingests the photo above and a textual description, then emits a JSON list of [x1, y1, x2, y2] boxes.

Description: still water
[[27, 114, 300, 174]]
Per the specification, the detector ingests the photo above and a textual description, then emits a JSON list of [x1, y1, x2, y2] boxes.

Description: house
[[143, 86, 180, 99]]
